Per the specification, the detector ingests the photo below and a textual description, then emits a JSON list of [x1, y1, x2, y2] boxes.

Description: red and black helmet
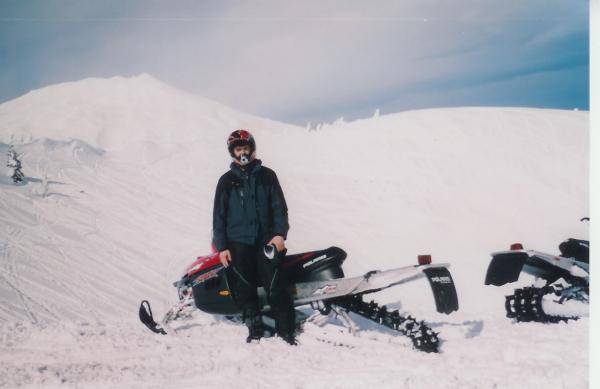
[[227, 129, 256, 157]]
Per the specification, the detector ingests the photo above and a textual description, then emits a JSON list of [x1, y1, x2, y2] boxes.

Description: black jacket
[[212, 159, 289, 252]]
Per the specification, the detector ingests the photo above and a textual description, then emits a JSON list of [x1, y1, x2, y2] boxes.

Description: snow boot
[[279, 332, 298, 346], [274, 307, 297, 345], [244, 308, 264, 343]]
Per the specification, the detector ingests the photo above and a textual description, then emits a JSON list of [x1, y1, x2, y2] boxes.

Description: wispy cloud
[[0, 0, 588, 124]]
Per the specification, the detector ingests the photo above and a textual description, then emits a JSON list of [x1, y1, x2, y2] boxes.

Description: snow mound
[[1, 139, 103, 185], [0, 74, 299, 150], [0, 75, 588, 388]]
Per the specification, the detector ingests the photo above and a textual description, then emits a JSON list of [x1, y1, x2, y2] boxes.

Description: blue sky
[[0, 1, 589, 125]]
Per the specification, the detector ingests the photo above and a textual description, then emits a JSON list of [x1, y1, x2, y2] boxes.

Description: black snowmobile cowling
[[177, 246, 347, 315], [140, 246, 459, 353]]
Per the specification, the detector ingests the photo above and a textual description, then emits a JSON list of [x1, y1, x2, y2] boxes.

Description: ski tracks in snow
[[0, 306, 588, 389]]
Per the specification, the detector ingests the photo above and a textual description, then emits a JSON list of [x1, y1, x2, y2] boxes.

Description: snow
[[0, 75, 589, 388]]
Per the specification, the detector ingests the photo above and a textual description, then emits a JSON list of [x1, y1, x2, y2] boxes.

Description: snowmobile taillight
[[418, 255, 432, 265], [218, 290, 230, 296], [510, 243, 523, 251]]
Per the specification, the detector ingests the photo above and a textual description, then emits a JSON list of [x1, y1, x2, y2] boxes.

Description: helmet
[[227, 129, 256, 165], [227, 129, 256, 155]]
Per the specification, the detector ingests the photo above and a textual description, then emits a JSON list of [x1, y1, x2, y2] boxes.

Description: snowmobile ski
[[139, 300, 166, 335]]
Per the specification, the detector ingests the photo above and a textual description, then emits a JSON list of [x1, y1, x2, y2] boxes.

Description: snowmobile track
[[505, 286, 579, 324], [336, 295, 439, 353]]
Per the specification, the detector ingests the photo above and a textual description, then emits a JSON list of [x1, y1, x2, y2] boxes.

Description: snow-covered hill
[[0, 74, 297, 150], [0, 75, 588, 388]]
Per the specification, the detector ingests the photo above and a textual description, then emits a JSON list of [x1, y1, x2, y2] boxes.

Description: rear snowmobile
[[485, 237, 589, 323], [140, 246, 459, 353]]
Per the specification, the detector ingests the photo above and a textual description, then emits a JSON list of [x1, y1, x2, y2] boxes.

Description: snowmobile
[[140, 245, 459, 353], [485, 234, 589, 323]]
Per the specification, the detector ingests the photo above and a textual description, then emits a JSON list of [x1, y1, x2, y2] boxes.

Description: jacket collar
[[230, 159, 262, 177]]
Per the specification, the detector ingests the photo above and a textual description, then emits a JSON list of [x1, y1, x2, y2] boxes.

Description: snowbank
[[0, 75, 588, 388]]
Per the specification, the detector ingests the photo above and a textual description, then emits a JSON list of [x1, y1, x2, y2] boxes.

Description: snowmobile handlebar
[[263, 244, 288, 265], [263, 244, 277, 260]]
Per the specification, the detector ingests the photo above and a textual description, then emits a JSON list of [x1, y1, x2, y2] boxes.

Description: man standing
[[212, 129, 296, 345]]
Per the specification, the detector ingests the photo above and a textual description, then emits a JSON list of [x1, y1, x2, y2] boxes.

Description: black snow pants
[[226, 241, 295, 336]]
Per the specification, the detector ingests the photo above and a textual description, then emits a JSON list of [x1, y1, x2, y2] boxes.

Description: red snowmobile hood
[[184, 252, 221, 278]]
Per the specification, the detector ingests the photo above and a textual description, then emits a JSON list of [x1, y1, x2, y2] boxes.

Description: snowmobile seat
[[558, 239, 589, 263], [281, 246, 347, 283]]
